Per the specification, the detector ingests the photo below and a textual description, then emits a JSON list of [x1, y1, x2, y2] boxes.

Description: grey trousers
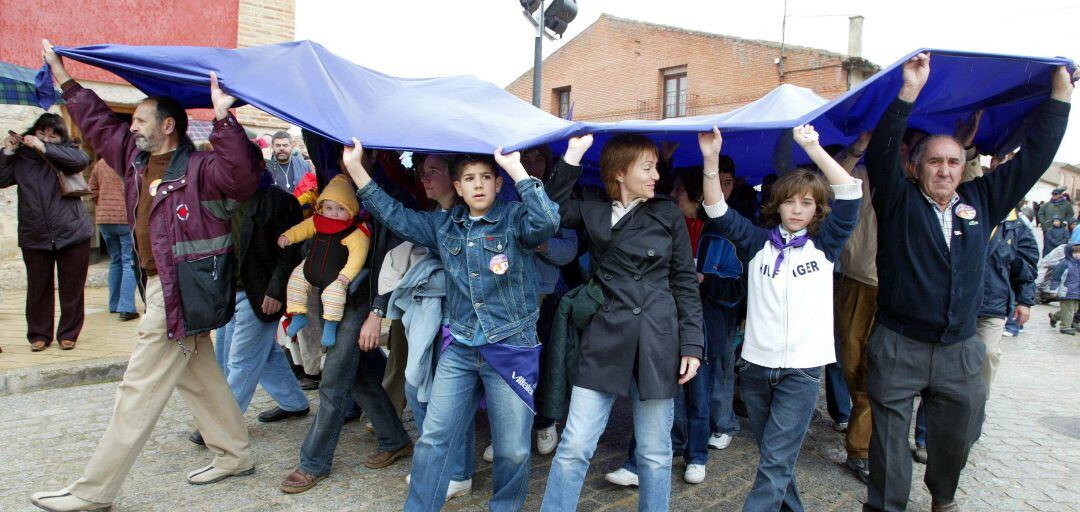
[[864, 325, 986, 512]]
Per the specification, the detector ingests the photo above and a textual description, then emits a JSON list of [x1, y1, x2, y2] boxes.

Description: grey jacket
[[387, 254, 446, 403]]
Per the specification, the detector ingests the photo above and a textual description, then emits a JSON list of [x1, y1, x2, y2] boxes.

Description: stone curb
[[0, 356, 128, 396], [0, 330, 392, 396]]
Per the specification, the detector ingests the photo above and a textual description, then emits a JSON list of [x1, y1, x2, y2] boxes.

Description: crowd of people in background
[[3, 42, 1077, 512]]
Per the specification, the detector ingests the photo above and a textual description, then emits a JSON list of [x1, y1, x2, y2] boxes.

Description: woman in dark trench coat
[[540, 133, 704, 512]]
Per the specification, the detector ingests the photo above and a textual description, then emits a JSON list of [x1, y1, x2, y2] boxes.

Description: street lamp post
[[532, 1, 545, 107], [520, 0, 577, 109]]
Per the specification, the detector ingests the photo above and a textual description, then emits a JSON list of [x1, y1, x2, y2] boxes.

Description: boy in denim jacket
[[343, 138, 560, 511]]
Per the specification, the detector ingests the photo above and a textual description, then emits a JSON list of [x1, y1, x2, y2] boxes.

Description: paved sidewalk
[[0, 284, 139, 371], [0, 304, 1076, 510], [0, 273, 141, 395]]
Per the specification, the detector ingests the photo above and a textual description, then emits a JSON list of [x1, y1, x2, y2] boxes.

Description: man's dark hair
[[674, 166, 705, 202], [450, 154, 497, 181], [719, 155, 736, 177], [145, 96, 190, 145], [23, 113, 70, 143], [272, 130, 293, 143]]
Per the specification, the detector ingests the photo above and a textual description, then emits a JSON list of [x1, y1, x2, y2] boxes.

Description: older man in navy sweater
[[863, 53, 1075, 512]]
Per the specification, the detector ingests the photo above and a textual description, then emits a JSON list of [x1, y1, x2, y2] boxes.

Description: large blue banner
[[37, 41, 1074, 183]]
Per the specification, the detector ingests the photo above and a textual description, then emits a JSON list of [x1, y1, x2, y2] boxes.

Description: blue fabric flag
[[37, 42, 1074, 183]]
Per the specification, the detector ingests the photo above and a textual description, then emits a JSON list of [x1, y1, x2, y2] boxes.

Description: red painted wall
[[0, 0, 239, 84]]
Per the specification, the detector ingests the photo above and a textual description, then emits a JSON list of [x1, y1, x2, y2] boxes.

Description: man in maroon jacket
[[32, 40, 261, 512]]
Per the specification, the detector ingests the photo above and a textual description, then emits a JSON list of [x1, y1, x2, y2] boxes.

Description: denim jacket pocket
[[482, 235, 507, 254], [442, 236, 463, 256]]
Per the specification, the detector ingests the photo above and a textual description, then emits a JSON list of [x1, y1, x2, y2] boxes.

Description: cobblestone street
[[0, 304, 1077, 511]]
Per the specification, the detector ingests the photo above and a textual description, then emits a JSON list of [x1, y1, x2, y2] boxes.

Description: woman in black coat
[[0, 113, 92, 351], [541, 134, 704, 511]]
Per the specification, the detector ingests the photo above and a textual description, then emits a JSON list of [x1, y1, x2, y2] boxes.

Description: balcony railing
[[636, 93, 699, 120]]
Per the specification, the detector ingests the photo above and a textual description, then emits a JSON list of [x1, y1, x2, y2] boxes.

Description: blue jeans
[[213, 291, 309, 414], [825, 333, 852, 424], [914, 399, 927, 448], [99, 224, 137, 314], [624, 363, 711, 471], [707, 304, 740, 436], [406, 342, 534, 511], [740, 362, 821, 512], [543, 384, 675, 512], [298, 299, 410, 476], [404, 381, 477, 482]]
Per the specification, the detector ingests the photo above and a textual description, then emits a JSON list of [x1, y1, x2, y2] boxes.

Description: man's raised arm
[[43, 39, 136, 176]]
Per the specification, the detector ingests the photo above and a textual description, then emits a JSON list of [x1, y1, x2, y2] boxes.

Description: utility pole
[[778, 0, 788, 80], [520, 0, 577, 108], [532, 1, 545, 107]]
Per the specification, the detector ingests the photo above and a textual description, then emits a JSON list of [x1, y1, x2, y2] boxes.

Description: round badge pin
[[954, 203, 977, 220], [489, 254, 509, 275]]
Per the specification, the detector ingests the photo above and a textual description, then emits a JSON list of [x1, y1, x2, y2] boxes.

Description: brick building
[[506, 14, 878, 122], [0, 0, 296, 269]]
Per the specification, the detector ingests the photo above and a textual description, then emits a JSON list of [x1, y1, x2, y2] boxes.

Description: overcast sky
[[296, 0, 1080, 163]]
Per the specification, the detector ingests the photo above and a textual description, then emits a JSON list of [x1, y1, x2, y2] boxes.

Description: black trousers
[[864, 324, 986, 511], [21, 239, 90, 344]]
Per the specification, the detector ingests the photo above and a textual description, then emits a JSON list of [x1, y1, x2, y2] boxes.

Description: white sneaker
[[482, 444, 494, 463], [1002, 330, 1015, 337], [446, 478, 472, 500], [536, 424, 558, 455], [708, 432, 733, 450], [604, 467, 639, 487], [684, 464, 706, 484], [405, 474, 410, 485]]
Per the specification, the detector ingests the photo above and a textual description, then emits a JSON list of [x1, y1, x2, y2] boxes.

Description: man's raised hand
[[209, 72, 236, 121], [41, 39, 72, 85], [899, 52, 930, 103], [1051, 65, 1078, 103]]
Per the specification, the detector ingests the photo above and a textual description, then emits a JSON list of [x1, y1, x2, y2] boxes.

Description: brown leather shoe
[[932, 499, 960, 512], [59, 340, 76, 350], [280, 469, 327, 494], [30, 340, 48, 351], [364, 441, 413, 469]]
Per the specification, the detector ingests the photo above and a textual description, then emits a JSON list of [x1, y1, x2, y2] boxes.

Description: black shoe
[[299, 377, 320, 390], [118, 311, 140, 321], [913, 446, 928, 464], [190, 430, 205, 446], [258, 406, 310, 423], [845, 457, 869, 484]]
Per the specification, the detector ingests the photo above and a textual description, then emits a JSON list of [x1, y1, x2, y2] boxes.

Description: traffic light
[[543, 0, 577, 36], [520, 0, 540, 13]]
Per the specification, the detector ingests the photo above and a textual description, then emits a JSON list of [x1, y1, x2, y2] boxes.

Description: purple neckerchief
[[475, 341, 541, 414], [768, 228, 810, 277]]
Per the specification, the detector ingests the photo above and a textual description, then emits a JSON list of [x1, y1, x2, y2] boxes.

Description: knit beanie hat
[[317, 174, 360, 217]]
